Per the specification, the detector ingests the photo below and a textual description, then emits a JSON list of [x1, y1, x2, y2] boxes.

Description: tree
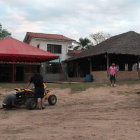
[[0, 24, 11, 40], [90, 32, 111, 45], [73, 37, 93, 50]]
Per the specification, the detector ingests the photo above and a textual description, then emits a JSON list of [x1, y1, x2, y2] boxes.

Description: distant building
[[67, 50, 83, 57], [65, 31, 140, 81], [0, 37, 58, 82], [24, 32, 74, 81]]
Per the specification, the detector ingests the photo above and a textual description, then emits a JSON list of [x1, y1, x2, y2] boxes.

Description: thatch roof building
[[67, 31, 140, 61], [66, 31, 140, 81]]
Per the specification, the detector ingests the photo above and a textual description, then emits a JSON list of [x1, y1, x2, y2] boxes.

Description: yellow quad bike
[[14, 83, 57, 109]]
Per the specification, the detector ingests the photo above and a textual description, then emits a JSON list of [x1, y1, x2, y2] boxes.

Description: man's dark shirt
[[30, 73, 43, 88], [30, 73, 44, 98]]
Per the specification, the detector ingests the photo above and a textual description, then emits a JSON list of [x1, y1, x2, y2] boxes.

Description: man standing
[[27, 73, 45, 109], [109, 63, 117, 87]]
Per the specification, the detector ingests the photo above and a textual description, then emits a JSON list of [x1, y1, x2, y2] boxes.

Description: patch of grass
[[0, 92, 3, 95], [47, 82, 105, 93], [117, 90, 131, 95], [133, 88, 140, 94], [69, 83, 93, 93], [47, 82, 92, 93], [117, 91, 124, 94], [0, 83, 27, 89], [117, 79, 140, 86]]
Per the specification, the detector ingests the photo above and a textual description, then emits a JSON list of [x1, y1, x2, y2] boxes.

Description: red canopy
[[0, 37, 59, 62]]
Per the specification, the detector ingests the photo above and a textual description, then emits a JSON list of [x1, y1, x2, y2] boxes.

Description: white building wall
[[30, 38, 72, 61], [28, 38, 73, 81]]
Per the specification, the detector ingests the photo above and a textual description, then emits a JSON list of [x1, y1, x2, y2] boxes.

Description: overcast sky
[[0, 0, 140, 41]]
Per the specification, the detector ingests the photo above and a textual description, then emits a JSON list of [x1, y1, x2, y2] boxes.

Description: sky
[[0, 0, 140, 41]]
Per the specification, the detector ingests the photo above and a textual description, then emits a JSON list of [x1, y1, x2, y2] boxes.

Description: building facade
[[0, 37, 58, 82], [24, 32, 74, 81], [66, 31, 140, 82]]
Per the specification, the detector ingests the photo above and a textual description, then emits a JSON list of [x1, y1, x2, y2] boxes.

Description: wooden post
[[107, 53, 109, 77], [137, 56, 140, 78], [76, 62, 79, 77], [89, 57, 92, 74], [59, 57, 61, 81], [66, 63, 68, 80]]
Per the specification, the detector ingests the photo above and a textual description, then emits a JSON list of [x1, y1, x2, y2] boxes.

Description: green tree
[[74, 37, 93, 50], [0, 24, 11, 40]]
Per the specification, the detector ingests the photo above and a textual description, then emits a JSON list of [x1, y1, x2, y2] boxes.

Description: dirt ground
[[0, 84, 140, 140]]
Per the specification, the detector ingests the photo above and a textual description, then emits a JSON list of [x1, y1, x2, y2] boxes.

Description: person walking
[[27, 73, 45, 109], [109, 63, 117, 87]]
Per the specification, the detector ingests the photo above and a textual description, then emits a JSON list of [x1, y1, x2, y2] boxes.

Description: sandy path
[[0, 84, 140, 140]]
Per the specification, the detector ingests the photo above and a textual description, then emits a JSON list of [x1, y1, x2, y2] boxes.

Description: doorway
[[16, 66, 24, 81], [0, 64, 12, 82]]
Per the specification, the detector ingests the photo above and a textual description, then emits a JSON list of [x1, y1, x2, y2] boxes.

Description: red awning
[[0, 37, 59, 62]]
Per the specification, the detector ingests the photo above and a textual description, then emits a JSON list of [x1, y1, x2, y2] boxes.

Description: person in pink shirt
[[109, 63, 117, 87]]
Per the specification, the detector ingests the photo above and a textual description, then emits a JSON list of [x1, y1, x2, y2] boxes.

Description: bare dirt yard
[[0, 84, 140, 140]]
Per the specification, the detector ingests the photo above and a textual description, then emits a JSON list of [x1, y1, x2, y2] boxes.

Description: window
[[37, 44, 40, 48], [46, 62, 60, 73], [47, 44, 61, 53]]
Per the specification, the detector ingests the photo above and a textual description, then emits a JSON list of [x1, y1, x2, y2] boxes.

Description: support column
[[59, 57, 61, 81], [89, 57, 92, 74], [66, 63, 68, 80], [107, 53, 109, 77], [128, 63, 132, 71], [76, 62, 79, 77], [137, 56, 140, 78]]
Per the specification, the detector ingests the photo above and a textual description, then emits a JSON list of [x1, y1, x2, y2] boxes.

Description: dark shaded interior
[[67, 54, 139, 77], [0, 64, 12, 82], [0, 64, 40, 82]]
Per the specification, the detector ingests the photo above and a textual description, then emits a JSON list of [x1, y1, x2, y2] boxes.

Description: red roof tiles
[[24, 32, 74, 43], [68, 50, 82, 54]]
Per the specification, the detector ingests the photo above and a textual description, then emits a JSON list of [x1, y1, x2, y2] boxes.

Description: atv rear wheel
[[26, 98, 37, 110], [48, 95, 57, 105]]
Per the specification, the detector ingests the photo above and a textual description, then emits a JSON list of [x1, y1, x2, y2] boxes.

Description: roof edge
[[23, 32, 75, 43]]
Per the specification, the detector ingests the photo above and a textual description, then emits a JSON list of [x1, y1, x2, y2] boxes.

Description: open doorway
[[0, 64, 12, 82], [16, 66, 24, 81]]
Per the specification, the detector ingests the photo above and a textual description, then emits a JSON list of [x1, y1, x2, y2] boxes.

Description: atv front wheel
[[26, 98, 37, 110], [48, 95, 57, 105]]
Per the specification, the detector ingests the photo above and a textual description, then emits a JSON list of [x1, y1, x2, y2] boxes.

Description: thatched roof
[[66, 31, 140, 61]]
